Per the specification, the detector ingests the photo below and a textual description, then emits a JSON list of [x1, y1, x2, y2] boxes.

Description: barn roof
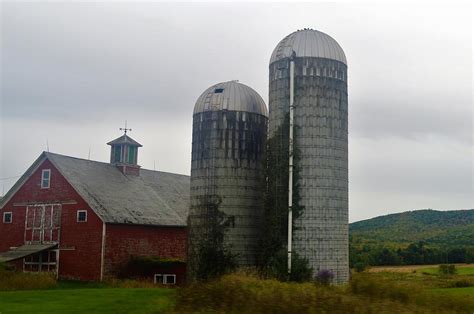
[[0, 152, 190, 227]]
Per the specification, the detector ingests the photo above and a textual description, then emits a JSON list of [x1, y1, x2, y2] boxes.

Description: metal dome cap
[[270, 28, 347, 65], [193, 81, 268, 116]]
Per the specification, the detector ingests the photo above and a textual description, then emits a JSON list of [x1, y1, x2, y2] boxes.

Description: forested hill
[[350, 209, 474, 247]]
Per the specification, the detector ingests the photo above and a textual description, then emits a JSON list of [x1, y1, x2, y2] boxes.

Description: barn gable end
[[0, 157, 104, 281]]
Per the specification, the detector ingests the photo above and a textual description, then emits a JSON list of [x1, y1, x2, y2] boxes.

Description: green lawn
[[0, 288, 174, 314], [419, 266, 474, 275]]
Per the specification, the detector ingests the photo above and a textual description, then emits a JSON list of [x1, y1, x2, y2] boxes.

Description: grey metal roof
[[107, 134, 142, 147], [0, 243, 57, 262], [193, 81, 268, 116], [270, 29, 347, 65], [45, 152, 189, 226]]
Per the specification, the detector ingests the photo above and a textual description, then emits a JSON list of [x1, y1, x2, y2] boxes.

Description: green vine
[[191, 195, 237, 281], [258, 113, 311, 281]]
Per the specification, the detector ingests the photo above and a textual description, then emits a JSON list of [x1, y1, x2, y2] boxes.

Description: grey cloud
[[350, 96, 472, 143], [1, 2, 472, 222]]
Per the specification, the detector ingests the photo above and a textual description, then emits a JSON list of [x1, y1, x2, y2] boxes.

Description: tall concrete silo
[[269, 29, 349, 283], [188, 80, 268, 279]]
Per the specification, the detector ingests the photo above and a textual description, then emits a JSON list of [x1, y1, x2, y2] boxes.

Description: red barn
[[0, 134, 189, 284]]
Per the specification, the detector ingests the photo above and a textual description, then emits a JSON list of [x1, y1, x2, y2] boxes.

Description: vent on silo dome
[[193, 81, 268, 116], [270, 29, 347, 65]]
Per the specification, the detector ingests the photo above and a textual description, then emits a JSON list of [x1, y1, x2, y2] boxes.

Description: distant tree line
[[350, 241, 474, 268]]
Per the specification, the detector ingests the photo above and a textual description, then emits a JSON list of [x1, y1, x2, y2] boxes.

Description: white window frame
[[154, 274, 176, 285], [3, 212, 12, 223], [41, 169, 51, 189], [76, 210, 87, 223]]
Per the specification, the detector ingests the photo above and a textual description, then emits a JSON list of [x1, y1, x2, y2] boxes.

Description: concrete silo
[[187, 80, 268, 279], [269, 29, 349, 283]]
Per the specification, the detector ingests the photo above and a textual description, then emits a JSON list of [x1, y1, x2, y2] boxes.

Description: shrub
[[195, 239, 237, 281], [315, 270, 335, 285], [450, 279, 473, 288], [264, 250, 313, 282], [353, 262, 367, 273], [438, 264, 457, 275], [119, 255, 185, 279], [189, 196, 237, 281]]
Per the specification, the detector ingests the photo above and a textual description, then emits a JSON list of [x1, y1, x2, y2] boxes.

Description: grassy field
[[0, 288, 174, 314], [368, 263, 474, 273], [418, 266, 474, 275], [0, 266, 473, 313], [433, 286, 474, 297]]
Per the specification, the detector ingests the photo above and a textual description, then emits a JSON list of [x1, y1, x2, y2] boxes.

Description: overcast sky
[[1, 1, 472, 222]]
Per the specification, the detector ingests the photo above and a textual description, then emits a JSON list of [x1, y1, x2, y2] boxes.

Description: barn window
[[3, 212, 12, 223], [24, 250, 57, 272], [113, 145, 122, 163], [41, 169, 51, 188], [77, 210, 87, 222], [154, 274, 176, 285], [128, 146, 137, 164]]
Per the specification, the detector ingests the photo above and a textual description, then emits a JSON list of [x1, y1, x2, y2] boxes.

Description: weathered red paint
[[0, 159, 103, 280], [104, 224, 187, 284], [0, 156, 187, 283]]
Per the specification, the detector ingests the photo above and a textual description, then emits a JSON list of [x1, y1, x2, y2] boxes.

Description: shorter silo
[[187, 81, 268, 280]]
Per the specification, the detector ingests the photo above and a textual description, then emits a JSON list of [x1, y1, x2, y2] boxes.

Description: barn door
[[25, 204, 61, 244]]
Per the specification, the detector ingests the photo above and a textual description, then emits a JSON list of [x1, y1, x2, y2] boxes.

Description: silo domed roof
[[193, 81, 268, 116], [270, 29, 347, 65]]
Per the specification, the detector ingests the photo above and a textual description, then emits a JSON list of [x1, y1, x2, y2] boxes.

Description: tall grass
[[174, 274, 409, 313], [0, 264, 56, 291], [173, 272, 474, 313]]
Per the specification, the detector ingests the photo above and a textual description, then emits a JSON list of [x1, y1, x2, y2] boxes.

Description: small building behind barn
[[0, 134, 189, 284]]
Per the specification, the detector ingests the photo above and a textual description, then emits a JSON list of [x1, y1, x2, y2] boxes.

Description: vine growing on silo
[[191, 195, 237, 281], [257, 113, 312, 282]]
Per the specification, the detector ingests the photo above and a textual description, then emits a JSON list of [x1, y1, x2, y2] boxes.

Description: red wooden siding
[[104, 224, 187, 283], [0, 159, 103, 281]]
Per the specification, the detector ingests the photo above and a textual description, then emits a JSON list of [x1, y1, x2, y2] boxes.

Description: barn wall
[[104, 224, 187, 283], [58, 202, 103, 281], [0, 158, 103, 281], [0, 202, 24, 254]]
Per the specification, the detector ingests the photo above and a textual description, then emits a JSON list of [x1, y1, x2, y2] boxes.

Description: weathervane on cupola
[[120, 121, 132, 135], [107, 121, 142, 176]]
